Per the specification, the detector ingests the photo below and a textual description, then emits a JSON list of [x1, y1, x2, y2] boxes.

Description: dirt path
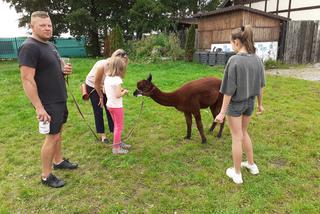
[[266, 63, 320, 81]]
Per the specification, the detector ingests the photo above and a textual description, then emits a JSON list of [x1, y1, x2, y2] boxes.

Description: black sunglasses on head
[[116, 52, 128, 57]]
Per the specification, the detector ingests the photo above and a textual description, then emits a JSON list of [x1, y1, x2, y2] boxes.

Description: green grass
[[0, 59, 319, 213]]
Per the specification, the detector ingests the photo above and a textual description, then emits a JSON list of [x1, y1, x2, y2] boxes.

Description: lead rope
[[65, 78, 100, 142], [122, 98, 145, 142]]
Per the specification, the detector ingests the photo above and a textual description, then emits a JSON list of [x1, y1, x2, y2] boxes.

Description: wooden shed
[[193, 5, 289, 59]]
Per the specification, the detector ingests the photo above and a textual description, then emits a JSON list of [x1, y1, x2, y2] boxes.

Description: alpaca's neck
[[150, 87, 178, 107]]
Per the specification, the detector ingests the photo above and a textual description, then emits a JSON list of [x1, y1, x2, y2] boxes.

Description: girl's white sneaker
[[112, 148, 128, 155], [241, 161, 259, 175], [226, 167, 243, 184], [120, 142, 131, 149]]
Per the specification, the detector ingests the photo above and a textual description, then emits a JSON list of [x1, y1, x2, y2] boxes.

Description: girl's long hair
[[108, 56, 127, 78], [231, 25, 256, 54]]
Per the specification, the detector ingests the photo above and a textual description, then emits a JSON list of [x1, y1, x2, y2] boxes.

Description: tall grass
[[0, 59, 319, 213]]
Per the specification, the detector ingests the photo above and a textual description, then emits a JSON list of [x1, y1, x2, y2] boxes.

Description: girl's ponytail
[[242, 25, 256, 54], [231, 25, 256, 54]]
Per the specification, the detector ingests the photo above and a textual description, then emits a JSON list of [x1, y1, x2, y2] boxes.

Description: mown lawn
[[0, 59, 319, 213]]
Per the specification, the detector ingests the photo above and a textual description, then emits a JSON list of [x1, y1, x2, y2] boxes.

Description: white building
[[219, 0, 320, 20]]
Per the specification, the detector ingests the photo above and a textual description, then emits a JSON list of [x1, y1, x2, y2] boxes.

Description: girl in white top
[[104, 56, 130, 154]]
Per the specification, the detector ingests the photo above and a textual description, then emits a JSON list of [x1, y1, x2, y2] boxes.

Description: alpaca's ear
[[147, 73, 152, 82]]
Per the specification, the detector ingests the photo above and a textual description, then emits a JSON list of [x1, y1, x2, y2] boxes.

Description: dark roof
[[177, 17, 199, 25], [194, 5, 289, 21]]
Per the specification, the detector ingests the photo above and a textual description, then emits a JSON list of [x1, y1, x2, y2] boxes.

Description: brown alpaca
[[133, 74, 224, 144]]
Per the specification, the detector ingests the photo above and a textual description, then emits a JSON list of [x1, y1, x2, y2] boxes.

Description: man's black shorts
[[44, 102, 68, 134]]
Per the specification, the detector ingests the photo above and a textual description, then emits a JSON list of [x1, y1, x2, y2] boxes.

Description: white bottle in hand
[[39, 121, 50, 134]]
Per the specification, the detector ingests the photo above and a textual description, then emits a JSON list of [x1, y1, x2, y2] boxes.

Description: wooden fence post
[[302, 21, 314, 64], [312, 21, 320, 63]]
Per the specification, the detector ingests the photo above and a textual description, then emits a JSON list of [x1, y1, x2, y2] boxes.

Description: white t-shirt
[[104, 76, 123, 108], [85, 59, 109, 88]]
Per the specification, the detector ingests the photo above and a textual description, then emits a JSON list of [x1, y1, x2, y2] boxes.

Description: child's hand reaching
[[121, 88, 129, 96]]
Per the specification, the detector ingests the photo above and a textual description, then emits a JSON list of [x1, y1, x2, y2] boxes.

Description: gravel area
[[266, 63, 320, 81]]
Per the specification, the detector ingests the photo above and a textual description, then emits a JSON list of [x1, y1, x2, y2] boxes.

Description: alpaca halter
[[138, 85, 156, 96]]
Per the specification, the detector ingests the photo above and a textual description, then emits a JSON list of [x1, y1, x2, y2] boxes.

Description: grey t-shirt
[[18, 37, 67, 104], [220, 53, 265, 102]]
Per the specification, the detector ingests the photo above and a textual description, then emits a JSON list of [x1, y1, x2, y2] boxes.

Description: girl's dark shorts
[[227, 97, 255, 117], [43, 102, 68, 134]]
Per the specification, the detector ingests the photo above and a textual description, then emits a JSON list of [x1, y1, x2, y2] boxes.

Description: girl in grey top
[[215, 25, 265, 184]]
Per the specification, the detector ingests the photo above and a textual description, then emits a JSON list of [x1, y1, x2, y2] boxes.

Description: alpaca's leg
[[217, 120, 225, 138], [209, 122, 217, 133], [184, 112, 192, 140], [193, 111, 206, 144], [209, 106, 218, 133], [210, 105, 224, 138]]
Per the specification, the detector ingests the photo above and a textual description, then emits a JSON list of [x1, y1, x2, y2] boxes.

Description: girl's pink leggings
[[107, 107, 124, 148]]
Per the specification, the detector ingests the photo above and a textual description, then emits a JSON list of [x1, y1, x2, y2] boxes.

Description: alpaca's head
[[133, 74, 155, 97]]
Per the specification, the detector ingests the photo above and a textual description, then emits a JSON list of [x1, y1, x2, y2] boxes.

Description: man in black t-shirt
[[18, 11, 78, 188]]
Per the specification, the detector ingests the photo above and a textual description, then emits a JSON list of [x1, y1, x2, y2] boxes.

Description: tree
[[160, 0, 221, 19], [129, 0, 168, 39], [4, 0, 133, 56], [103, 34, 111, 57], [185, 24, 196, 62], [199, 0, 221, 12], [4, 0, 221, 56], [110, 24, 125, 54], [158, 0, 221, 33], [62, 0, 134, 56], [66, 7, 100, 56], [65, 0, 118, 56]]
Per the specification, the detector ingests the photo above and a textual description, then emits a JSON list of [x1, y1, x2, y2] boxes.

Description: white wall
[[245, 0, 320, 20], [211, 42, 278, 61]]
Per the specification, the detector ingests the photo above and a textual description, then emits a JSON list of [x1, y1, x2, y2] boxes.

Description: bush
[[168, 34, 185, 61], [128, 33, 184, 62], [264, 59, 290, 69]]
